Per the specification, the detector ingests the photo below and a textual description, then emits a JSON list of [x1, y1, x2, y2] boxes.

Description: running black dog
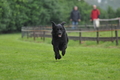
[[51, 21, 69, 60]]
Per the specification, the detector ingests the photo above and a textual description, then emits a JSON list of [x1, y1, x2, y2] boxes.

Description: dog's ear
[[51, 21, 56, 27], [61, 22, 66, 26]]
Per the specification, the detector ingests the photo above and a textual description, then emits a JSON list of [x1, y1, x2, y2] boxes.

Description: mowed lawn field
[[0, 33, 120, 80]]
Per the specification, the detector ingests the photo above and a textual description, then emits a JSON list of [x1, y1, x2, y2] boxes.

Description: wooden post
[[79, 29, 82, 44], [119, 19, 120, 28], [115, 26, 118, 45], [96, 28, 99, 44], [110, 24, 113, 43], [27, 31, 29, 39], [39, 31, 42, 40], [43, 31, 45, 41], [26, 27, 29, 39], [33, 30, 35, 41], [21, 27, 23, 38]]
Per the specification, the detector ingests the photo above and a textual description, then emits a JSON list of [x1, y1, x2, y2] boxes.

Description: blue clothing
[[72, 21, 78, 29]]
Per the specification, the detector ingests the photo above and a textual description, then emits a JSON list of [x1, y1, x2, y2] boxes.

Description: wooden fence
[[21, 23, 120, 45]]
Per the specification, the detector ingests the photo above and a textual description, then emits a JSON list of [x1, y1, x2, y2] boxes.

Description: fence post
[[115, 26, 118, 45], [110, 24, 113, 43], [43, 31, 45, 41], [33, 30, 36, 41], [27, 31, 29, 39], [21, 27, 23, 38], [119, 19, 120, 28], [96, 28, 99, 44], [79, 29, 82, 44]]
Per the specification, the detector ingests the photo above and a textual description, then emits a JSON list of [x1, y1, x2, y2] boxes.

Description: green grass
[[0, 33, 120, 80]]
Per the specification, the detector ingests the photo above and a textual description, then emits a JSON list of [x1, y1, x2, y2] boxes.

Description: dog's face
[[51, 21, 66, 38]]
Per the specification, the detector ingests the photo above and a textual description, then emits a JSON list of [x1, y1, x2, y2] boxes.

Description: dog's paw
[[58, 55, 61, 59], [62, 53, 65, 56], [55, 56, 57, 60], [62, 51, 66, 56], [55, 55, 61, 60]]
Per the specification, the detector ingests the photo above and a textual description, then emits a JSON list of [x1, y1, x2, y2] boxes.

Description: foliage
[[0, 0, 120, 33], [116, 8, 120, 18], [107, 6, 116, 18]]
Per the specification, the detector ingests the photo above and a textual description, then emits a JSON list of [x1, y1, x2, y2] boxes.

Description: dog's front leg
[[53, 46, 61, 60], [62, 44, 67, 56], [62, 50, 66, 56]]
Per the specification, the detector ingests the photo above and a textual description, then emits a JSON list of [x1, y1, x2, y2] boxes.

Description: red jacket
[[91, 9, 100, 20]]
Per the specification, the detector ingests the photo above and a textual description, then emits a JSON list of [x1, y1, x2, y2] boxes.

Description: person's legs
[[93, 20, 96, 29], [72, 21, 75, 29], [75, 21, 78, 29]]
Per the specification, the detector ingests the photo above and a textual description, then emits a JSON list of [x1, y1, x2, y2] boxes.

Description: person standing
[[90, 5, 100, 28], [70, 6, 81, 29]]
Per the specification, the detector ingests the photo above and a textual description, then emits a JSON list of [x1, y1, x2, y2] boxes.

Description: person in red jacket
[[90, 5, 100, 21], [90, 5, 100, 28]]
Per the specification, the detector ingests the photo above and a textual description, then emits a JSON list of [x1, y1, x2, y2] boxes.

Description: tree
[[116, 8, 120, 18], [0, 0, 11, 32], [107, 6, 115, 18]]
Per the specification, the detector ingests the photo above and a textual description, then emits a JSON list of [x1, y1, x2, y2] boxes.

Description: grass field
[[0, 33, 120, 80]]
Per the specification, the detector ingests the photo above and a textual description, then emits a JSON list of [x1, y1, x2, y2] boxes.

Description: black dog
[[51, 21, 69, 60]]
